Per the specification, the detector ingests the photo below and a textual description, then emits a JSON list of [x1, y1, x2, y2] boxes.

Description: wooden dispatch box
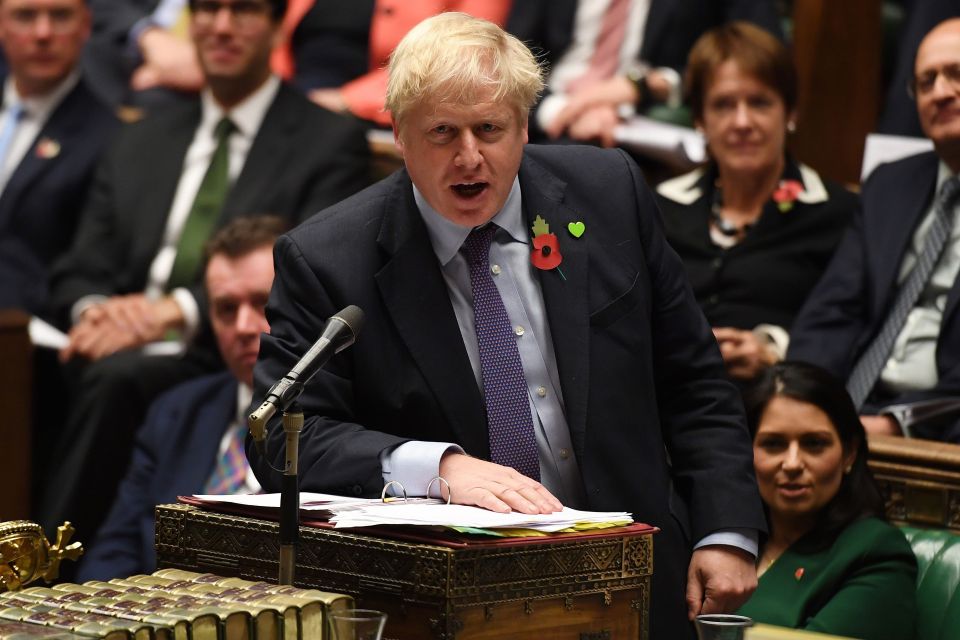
[[155, 503, 654, 640]]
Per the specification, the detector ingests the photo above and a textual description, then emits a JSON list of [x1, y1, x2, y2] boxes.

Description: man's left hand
[[861, 415, 901, 436], [686, 546, 757, 620]]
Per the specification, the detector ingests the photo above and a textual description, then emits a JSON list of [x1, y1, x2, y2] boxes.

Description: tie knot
[[214, 117, 236, 141], [940, 175, 960, 208], [461, 224, 498, 267], [5, 102, 24, 122]]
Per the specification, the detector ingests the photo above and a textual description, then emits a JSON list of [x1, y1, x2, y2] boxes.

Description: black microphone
[[248, 305, 364, 444]]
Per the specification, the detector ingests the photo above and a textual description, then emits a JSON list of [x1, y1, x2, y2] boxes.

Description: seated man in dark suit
[[249, 13, 764, 639], [77, 215, 281, 580], [789, 18, 960, 442], [38, 0, 370, 544], [0, 0, 117, 314]]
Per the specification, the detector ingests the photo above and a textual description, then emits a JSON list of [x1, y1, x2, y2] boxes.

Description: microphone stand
[[278, 403, 303, 586]]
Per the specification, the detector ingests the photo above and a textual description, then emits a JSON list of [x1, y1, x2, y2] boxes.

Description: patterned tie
[[847, 176, 960, 409], [566, 0, 632, 94], [0, 103, 25, 168], [461, 225, 540, 481], [204, 423, 250, 494], [167, 117, 236, 290]]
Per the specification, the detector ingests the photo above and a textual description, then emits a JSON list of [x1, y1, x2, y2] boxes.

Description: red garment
[[270, 0, 316, 80], [341, 0, 512, 125]]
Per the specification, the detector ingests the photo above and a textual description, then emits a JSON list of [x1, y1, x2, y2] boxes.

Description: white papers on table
[[192, 493, 632, 533], [329, 504, 633, 533], [613, 116, 706, 169]]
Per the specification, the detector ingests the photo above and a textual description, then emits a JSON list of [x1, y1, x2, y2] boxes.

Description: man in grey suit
[[39, 0, 369, 547]]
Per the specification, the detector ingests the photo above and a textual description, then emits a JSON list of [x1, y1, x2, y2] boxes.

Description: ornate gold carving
[[602, 591, 612, 606], [0, 521, 82, 591], [564, 596, 575, 611], [524, 600, 533, 615]]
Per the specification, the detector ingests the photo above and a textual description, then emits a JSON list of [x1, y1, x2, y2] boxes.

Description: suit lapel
[[222, 84, 294, 219], [173, 375, 239, 495], [0, 82, 83, 229], [870, 154, 939, 320], [134, 106, 200, 267], [374, 173, 489, 456], [519, 155, 591, 455]]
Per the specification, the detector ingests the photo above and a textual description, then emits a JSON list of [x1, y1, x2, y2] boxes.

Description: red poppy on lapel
[[35, 137, 61, 160], [531, 233, 562, 270]]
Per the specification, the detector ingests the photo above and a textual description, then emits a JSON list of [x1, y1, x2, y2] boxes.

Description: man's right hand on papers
[[438, 452, 563, 515]]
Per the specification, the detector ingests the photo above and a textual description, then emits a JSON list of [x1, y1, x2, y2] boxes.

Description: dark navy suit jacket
[[77, 371, 238, 580], [0, 76, 117, 315], [789, 152, 960, 441], [249, 144, 765, 639]]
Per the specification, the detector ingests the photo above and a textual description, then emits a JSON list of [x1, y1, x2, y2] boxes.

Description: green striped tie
[[167, 117, 236, 290]]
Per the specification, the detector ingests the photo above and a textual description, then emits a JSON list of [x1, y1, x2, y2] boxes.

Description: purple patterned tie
[[461, 225, 540, 480], [203, 424, 250, 494]]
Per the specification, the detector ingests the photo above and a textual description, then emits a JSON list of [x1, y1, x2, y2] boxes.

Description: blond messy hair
[[385, 12, 544, 126]]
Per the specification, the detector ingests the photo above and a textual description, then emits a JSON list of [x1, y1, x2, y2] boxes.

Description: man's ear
[[392, 119, 404, 156]]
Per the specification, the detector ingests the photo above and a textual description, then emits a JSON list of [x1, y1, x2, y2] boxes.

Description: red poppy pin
[[530, 215, 566, 279], [794, 567, 805, 581], [772, 179, 804, 213], [35, 137, 60, 160]]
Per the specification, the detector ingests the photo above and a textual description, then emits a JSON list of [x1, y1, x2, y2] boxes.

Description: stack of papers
[[329, 503, 632, 535], [190, 493, 632, 537]]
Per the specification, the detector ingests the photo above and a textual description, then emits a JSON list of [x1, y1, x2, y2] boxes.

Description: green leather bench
[[902, 527, 960, 640]]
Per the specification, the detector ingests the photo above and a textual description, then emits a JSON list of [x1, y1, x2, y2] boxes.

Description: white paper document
[[192, 493, 632, 533], [329, 503, 633, 532], [614, 116, 706, 169]]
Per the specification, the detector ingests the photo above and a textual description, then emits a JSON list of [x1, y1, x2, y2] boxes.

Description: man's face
[[190, 0, 278, 92], [206, 245, 273, 387], [395, 92, 528, 227], [914, 20, 960, 158], [0, 0, 90, 97]]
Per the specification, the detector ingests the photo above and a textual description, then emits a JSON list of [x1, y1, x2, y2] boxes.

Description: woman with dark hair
[[656, 22, 858, 381], [737, 361, 917, 639]]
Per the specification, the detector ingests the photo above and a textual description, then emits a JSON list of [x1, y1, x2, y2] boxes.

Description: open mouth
[[451, 182, 488, 198]]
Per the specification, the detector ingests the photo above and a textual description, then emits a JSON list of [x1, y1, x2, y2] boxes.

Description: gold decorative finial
[[0, 520, 83, 591]]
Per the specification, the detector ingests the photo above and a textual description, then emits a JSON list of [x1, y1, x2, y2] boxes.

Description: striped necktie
[[846, 176, 960, 409], [0, 102, 25, 169], [204, 423, 250, 494]]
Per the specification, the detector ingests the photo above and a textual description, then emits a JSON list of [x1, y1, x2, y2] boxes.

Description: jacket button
[[352, 485, 363, 496]]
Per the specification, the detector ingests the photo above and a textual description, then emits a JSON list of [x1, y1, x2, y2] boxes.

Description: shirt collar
[[200, 74, 281, 140], [415, 177, 526, 265], [236, 382, 253, 426], [3, 69, 80, 122], [936, 160, 959, 193]]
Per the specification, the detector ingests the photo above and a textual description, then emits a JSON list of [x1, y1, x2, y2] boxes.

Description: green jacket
[[738, 517, 917, 640]]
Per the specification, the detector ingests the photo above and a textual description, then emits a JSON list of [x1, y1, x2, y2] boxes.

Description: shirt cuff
[[71, 294, 110, 325], [380, 441, 464, 498], [878, 409, 912, 437], [653, 66, 683, 109], [694, 528, 759, 559], [536, 94, 567, 132], [753, 323, 789, 362], [128, 16, 156, 61], [170, 287, 200, 342]]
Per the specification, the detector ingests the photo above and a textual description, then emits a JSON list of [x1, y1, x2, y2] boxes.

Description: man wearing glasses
[[790, 18, 960, 443], [39, 0, 369, 548], [0, 0, 116, 314]]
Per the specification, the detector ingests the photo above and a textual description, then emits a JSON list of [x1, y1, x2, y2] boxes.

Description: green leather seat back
[[901, 526, 960, 640]]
